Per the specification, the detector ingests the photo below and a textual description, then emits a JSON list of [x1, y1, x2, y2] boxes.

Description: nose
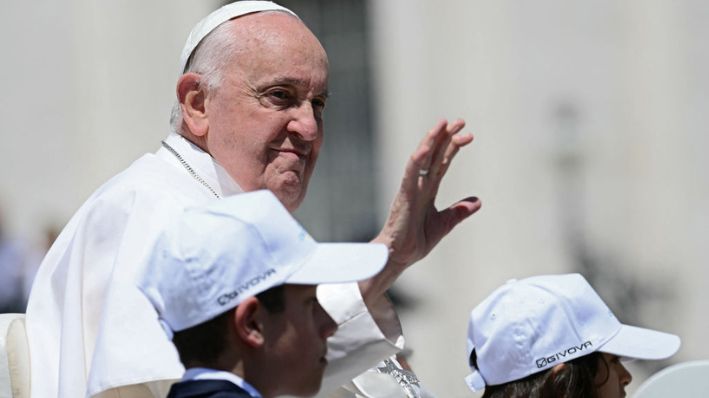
[[315, 301, 338, 339], [619, 363, 632, 386], [287, 101, 320, 142]]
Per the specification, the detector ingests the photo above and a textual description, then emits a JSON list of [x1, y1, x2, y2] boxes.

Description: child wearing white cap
[[138, 190, 388, 398], [464, 273, 681, 398]]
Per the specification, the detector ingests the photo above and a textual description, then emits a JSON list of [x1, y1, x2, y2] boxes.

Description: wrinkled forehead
[[220, 13, 329, 81], [189, 11, 328, 73], [227, 12, 326, 57]]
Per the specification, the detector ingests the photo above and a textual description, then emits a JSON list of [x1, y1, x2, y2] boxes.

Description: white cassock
[[25, 132, 406, 398]]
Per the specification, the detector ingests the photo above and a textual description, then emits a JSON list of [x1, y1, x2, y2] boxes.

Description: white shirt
[[25, 133, 403, 398]]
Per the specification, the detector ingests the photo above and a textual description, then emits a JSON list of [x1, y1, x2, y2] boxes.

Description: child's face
[[595, 353, 632, 398], [261, 284, 338, 396]]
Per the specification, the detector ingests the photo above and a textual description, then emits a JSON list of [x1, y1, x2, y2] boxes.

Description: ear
[[233, 297, 265, 348], [550, 363, 567, 377], [177, 72, 210, 137]]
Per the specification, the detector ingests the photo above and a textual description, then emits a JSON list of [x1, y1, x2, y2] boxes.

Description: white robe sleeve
[[313, 282, 405, 397]]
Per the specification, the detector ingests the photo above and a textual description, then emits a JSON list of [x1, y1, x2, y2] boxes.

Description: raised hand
[[361, 119, 482, 301]]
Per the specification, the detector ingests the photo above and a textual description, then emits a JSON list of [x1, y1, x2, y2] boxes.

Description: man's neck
[[178, 129, 209, 155]]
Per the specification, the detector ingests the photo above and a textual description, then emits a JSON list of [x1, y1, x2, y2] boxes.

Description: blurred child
[[465, 273, 680, 398]]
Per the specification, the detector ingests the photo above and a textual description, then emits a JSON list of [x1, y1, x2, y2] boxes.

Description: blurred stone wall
[[368, 1, 709, 396]]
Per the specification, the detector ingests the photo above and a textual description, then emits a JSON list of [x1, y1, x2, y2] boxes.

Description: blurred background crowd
[[1, 1, 707, 396]]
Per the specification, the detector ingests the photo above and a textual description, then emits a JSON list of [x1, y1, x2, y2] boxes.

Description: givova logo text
[[535, 341, 593, 368], [217, 268, 277, 305]]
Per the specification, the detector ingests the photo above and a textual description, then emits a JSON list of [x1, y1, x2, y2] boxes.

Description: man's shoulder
[[61, 152, 211, 233], [88, 153, 208, 207], [102, 153, 198, 195]]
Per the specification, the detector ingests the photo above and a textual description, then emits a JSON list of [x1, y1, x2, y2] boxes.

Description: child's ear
[[234, 297, 265, 347], [550, 362, 567, 377]]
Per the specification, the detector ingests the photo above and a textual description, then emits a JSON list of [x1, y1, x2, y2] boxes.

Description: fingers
[[452, 196, 482, 217], [402, 118, 473, 194], [414, 120, 448, 167], [420, 119, 468, 174], [402, 120, 447, 189], [438, 132, 474, 176], [432, 196, 482, 242], [428, 119, 466, 179], [402, 143, 433, 191]]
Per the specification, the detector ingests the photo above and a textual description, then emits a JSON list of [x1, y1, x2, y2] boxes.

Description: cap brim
[[286, 243, 388, 285], [599, 324, 681, 360]]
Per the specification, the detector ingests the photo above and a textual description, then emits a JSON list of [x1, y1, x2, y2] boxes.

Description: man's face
[[205, 13, 329, 211], [261, 284, 337, 397]]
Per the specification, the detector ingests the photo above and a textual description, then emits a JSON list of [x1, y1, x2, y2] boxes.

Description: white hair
[[169, 20, 240, 134], [169, 10, 296, 135]]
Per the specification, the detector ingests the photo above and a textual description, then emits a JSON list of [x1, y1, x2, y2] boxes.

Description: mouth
[[276, 148, 308, 158]]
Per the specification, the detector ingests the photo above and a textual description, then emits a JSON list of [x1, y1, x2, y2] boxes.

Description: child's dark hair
[[172, 285, 285, 368], [470, 350, 607, 398]]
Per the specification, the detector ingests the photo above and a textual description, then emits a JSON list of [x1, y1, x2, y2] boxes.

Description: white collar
[[159, 132, 243, 197], [182, 367, 262, 398]]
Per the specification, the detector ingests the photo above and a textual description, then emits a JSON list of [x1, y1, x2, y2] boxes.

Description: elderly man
[[25, 2, 481, 398]]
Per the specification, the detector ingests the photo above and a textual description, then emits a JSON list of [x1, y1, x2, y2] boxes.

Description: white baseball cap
[[178, 1, 297, 74], [465, 273, 681, 392], [139, 190, 388, 335]]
